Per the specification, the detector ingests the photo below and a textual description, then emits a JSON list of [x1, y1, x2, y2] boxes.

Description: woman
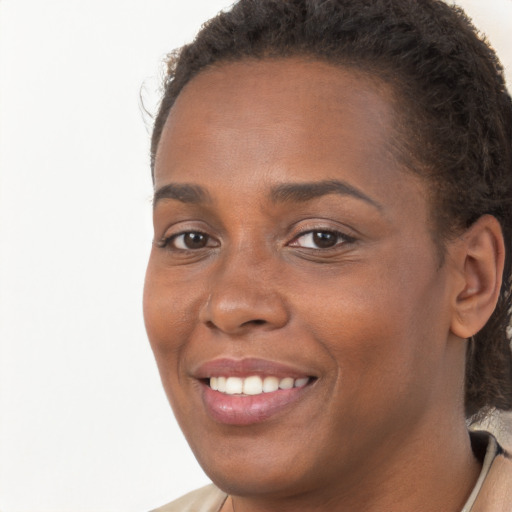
[[143, 0, 512, 510]]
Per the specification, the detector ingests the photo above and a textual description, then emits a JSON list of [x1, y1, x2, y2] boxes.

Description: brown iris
[[312, 231, 338, 248], [182, 232, 208, 249]]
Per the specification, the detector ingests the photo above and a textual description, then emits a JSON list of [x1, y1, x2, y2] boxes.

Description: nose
[[199, 252, 289, 335]]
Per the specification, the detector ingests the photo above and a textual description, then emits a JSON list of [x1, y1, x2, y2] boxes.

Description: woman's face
[[144, 59, 463, 499]]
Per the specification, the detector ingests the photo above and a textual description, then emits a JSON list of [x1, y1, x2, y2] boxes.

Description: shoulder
[[150, 484, 228, 512], [473, 444, 512, 512]]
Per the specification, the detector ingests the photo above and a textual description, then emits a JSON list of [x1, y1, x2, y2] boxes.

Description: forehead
[[154, 59, 402, 188], [174, 58, 394, 116]]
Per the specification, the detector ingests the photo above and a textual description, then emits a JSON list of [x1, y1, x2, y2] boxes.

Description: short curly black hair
[[150, 0, 512, 419]]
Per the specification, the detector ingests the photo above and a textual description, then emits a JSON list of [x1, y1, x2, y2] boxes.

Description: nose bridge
[[200, 239, 288, 334]]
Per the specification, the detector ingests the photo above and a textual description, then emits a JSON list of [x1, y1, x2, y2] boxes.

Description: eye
[[289, 230, 353, 249], [159, 231, 217, 251]]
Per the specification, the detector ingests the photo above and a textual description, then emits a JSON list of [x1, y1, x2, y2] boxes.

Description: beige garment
[[151, 433, 512, 512], [151, 484, 227, 512], [469, 447, 512, 511]]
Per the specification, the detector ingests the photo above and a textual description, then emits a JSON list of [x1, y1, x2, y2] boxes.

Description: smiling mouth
[[194, 358, 317, 425], [208, 375, 312, 395], [200, 374, 316, 425]]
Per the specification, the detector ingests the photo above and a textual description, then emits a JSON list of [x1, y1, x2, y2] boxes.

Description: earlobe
[[450, 215, 505, 339]]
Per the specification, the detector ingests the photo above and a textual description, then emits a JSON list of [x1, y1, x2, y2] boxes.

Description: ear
[[450, 215, 505, 339]]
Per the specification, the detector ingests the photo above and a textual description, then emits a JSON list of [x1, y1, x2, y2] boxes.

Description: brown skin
[[144, 59, 504, 512]]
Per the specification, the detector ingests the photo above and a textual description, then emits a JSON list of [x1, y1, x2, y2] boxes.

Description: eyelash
[[289, 229, 355, 250], [156, 231, 217, 251], [157, 228, 355, 252]]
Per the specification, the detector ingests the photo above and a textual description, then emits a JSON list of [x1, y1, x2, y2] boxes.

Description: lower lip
[[201, 382, 311, 426]]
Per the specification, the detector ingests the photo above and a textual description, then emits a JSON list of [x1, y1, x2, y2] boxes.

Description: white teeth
[[217, 376, 227, 393], [279, 377, 294, 390], [243, 376, 263, 395], [209, 375, 310, 395], [294, 377, 309, 388], [262, 376, 279, 393], [225, 377, 243, 395]]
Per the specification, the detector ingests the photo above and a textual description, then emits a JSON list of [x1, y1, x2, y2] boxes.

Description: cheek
[[143, 259, 200, 374], [305, 286, 416, 389], [291, 258, 412, 343], [291, 251, 449, 401]]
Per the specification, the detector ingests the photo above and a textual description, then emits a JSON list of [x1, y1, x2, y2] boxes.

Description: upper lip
[[192, 357, 315, 379]]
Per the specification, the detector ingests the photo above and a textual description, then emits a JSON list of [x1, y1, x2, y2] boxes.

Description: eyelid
[[288, 227, 356, 249], [156, 230, 219, 249], [154, 216, 217, 242]]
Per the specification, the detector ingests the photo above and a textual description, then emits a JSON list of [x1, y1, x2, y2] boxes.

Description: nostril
[[204, 318, 266, 331], [247, 319, 266, 326]]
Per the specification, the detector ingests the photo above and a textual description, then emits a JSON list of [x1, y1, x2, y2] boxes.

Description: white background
[[0, 1, 511, 511]]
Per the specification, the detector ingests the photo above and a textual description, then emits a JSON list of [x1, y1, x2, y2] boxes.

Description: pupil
[[313, 232, 337, 248], [185, 233, 207, 249]]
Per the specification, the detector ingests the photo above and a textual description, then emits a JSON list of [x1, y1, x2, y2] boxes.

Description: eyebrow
[[270, 180, 382, 210], [153, 183, 212, 207], [153, 179, 382, 210]]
